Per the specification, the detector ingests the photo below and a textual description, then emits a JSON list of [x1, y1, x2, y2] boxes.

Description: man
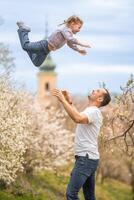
[[52, 88, 111, 200]]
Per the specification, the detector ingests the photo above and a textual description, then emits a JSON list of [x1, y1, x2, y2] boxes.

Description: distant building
[[37, 54, 57, 98], [37, 21, 57, 107]]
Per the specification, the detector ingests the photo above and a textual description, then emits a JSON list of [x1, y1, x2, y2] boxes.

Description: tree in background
[[0, 74, 74, 185], [0, 17, 14, 74], [0, 75, 34, 184], [23, 102, 74, 175], [0, 42, 14, 73], [97, 75, 134, 198]]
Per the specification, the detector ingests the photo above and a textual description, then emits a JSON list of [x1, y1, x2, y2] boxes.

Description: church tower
[[37, 21, 57, 103], [37, 54, 57, 99]]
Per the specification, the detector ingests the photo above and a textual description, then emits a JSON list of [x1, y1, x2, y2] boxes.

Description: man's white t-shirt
[[74, 106, 103, 159]]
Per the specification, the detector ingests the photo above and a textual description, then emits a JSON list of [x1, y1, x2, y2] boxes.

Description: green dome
[[39, 54, 56, 72]]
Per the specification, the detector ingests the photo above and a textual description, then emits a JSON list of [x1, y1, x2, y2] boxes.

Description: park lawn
[[0, 170, 132, 200]]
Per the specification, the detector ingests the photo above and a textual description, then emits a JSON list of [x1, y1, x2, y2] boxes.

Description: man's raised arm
[[51, 89, 88, 124]]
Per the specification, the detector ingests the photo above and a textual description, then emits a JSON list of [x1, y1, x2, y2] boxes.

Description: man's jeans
[[17, 28, 50, 67], [66, 155, 99, 200]]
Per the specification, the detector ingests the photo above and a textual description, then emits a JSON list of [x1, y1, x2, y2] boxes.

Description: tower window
[[45, 82, 49, 91]]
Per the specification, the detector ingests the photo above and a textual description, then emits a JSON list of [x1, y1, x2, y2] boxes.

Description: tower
[[37, 54, 57, 99], [37, 21, 57, 105]]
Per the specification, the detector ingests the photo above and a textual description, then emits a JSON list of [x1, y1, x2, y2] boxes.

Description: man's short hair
[[100, 89, 111, 107]]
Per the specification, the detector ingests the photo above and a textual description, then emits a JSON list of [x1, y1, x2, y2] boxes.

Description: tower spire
[[39, 19, 56, 72], [45, 20, 48, 39]]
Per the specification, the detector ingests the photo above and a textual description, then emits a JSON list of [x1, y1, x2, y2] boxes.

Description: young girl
[[17, 15, 91, 67]]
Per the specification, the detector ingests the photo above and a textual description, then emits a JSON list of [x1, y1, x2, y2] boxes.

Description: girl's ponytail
[[58, 20, 66, 26], [58, 15, 83, 26]]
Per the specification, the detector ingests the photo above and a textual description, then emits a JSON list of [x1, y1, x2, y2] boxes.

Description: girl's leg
[[27, 51, 49, 67], [17, 28, 50, 66]]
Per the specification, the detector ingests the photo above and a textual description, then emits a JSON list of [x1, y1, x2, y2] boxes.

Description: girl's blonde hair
[[59, 15, 83, 26]]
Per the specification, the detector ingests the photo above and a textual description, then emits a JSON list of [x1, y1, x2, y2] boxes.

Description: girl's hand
[[84, 44, 91, 48], [78, 49, 87, 55]]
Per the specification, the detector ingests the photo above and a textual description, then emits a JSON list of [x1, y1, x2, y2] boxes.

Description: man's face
[[88, 88, 107, 103]]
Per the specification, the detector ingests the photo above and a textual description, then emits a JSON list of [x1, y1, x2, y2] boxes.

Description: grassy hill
[[0, 170, 132, 200]]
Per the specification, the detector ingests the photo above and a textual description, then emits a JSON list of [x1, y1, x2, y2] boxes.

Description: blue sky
[[0, 0, 134, 95]]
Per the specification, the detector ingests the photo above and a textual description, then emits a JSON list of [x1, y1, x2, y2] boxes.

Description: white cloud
[[87, 35, 133, 52], [0, 31, 44, 44], [85, 0, 119, 8], [77, 0, 133, 14], [58, 63, 134, 75]]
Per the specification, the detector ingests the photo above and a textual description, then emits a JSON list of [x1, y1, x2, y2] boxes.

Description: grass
[[0, 169, 133, 200]]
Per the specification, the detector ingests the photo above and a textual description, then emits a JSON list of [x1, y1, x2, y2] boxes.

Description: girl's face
[[69, 22, 82, 34]]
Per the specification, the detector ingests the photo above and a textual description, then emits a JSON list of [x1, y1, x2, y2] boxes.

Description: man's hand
[[51, 89, 66, 102], [78, 49, 87, 55], [61, 90, 72, 104], [51, 89, 88, 124]]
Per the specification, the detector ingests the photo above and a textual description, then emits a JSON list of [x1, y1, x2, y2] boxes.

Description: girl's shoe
[[16, 21, 31, 32]]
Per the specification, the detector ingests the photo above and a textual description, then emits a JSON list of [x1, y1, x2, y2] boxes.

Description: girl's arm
[[76, 41, 91, 48], [61, 28, 91, 48], [67, 42, 87, 55]]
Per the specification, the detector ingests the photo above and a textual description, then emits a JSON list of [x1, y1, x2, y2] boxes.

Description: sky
[[0, 0, 134, 95]]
